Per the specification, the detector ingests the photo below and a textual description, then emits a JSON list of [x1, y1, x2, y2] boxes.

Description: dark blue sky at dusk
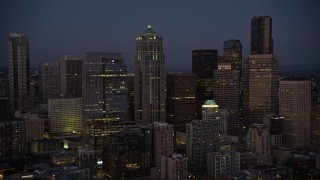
[[1, 0, 320, 70]]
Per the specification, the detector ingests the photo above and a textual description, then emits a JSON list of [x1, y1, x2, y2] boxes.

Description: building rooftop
[[137, 25, 162, 39], [141, 25, 157, 35], [202, 100, 219, 108]]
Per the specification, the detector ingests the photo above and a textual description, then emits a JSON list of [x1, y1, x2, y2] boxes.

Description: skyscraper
[[83, 52, 127, 151], [251, 16, 273, 54], [279, 77, 311, 149], [8, 32, 30, 110], [134, 25, 165, 125], [59, 55, 83, 98], [186, 100, 230, 171], [243, 16, 278, 130], [151, 122, 174, 168], [166, 72, 197, 133], [223, 39, 242, 73], [213, 63, 241, 135], [192, 49, 218, 118], [38, 62, 60, 103], [243, 54, 278, 127]]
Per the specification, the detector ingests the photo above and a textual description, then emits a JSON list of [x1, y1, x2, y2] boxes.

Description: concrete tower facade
[[279, 77, 311, 149], [134, 25, 165, 125], [243, 54, 278, 127]]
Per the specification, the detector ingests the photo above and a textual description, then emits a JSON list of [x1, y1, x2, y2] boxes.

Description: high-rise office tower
[[83, 52, 127, 150], [213, 63, 241, 135], [246, 123, 272, 165], [251, 16, 273, 54], [59, 55, 83, 98], [8, 32, 30, 110], [48, 98, 82, 135], [279, 77, 311, 149], [223, 39, 243, 135], [134, 25, 165, 125], [186, 100, 230, 171], [243, 54, 278, 127], [166, 72, 197, 133], [151, 122, 174, 167], [192, 49, 218, 118], [223, 39, 242, 73], [38, 62, 60, 103], [103, 124, 152, 179]]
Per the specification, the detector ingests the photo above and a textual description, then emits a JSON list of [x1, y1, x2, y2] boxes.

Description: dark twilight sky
[[1, 0, 320, 70]]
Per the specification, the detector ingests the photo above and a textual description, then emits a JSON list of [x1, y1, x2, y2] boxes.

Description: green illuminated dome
[[202, 100, 219, 108]]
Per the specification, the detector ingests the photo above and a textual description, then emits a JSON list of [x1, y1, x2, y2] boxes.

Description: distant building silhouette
[[223, 39, 242, 74], [134, 25, 166, 125], [192, 49, 218, 119], [38, 62, 59, 103], [59, 55, 83, 98], [279, 77, 311, 149], [251, 16, 273, 54], [8, 32, 30, 110]]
